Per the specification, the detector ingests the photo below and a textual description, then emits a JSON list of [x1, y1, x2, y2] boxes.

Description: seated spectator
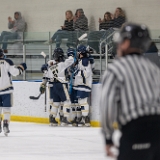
[[0, 12, 26, 53], [73, 9, 88, 31], [63, 9, 88, 48], [112, 7, 126, 28], [49, 10, 74, 47], [99, 12, 114, 30]]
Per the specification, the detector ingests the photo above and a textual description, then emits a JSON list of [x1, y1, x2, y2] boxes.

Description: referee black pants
[[118, 115, 160, 160]]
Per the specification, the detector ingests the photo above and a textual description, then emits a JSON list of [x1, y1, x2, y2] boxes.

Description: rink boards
[[10, 81, 101, 127]]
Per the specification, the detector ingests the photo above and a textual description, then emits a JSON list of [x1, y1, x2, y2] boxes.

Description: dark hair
[[75, 9, 78, 17], [14, 12, 19, 15], [102, 12, 112, 22]]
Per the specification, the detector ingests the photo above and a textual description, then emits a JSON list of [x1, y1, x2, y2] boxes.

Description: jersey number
[[50, 65, 58, 78], [52, 68, 58, 78]]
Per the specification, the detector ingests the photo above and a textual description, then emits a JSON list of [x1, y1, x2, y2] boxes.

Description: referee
[[101, 23, 160, 160]]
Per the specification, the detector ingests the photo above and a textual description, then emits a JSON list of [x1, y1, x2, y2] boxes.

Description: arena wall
[[0, 0, 159, 32], [11, 81, 101, 127]]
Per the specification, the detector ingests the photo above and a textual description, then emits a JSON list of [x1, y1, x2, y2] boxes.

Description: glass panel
[[24, 32, 50, 80], [150, 30, 160, 39], [24, 32, 49, 42], [2, 30, 115, 81], [4, 29, 159, 81]]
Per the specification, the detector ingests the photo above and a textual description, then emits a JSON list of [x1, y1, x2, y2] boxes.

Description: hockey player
[[41, 48, 74, 126], [40, 63, 63, 127], [74, 45, 93, 127], [0, 49, 27, 136], [65, 48, 79, 126], [41, 61, 64, 126], [41, 62, 57, 126]]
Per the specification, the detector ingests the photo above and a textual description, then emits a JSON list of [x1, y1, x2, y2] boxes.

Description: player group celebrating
[[0, 44, 94, 136], [40, 45, 94, 127]]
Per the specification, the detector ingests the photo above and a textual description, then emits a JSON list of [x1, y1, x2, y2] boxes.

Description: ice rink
[[0, 122, 115, 160]]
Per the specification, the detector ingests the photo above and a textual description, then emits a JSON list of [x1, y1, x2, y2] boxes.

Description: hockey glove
[[40, 83, 46, 94], [17, 63, 27, 75], [67, 48, 75, 57], [41, 64, 48, 73]]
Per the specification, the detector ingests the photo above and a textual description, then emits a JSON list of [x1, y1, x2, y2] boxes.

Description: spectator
[[61, 10, 74, 31], [112, 7, 126, 28], [49, 10, 74, 47], [74, 9, 88, 31], [99, 12, 114, 30], [0, 12, 26, 53]]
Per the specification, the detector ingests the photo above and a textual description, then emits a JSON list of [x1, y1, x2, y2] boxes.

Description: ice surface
[[0, 122, 115, 160]]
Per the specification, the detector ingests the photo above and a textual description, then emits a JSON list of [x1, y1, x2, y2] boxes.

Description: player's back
[[74, 57, 93, 92], [48, 56, 74, 83], [0, 58, 19, 94]]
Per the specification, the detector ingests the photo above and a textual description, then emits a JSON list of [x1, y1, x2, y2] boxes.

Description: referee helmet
[[113, 23, 151, 52]]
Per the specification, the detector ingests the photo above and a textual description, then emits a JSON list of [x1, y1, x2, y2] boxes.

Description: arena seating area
[[1, 6, 160, 82]]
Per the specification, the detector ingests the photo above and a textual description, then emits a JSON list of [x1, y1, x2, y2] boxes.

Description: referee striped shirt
[[100, 52, 160, 144]]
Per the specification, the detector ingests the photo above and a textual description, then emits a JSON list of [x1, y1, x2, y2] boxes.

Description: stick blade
[[29, 96, 39, 100], [41, 51, 47, 58], [29, 93, 41, 100]]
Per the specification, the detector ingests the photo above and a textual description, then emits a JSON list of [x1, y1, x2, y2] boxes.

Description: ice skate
[[59, 113, 64, 126], [84, 116, 90, 127], [77, 117, 85, 127], [49, 115, 58, 127], [78, 116, 90, 127], [61, 117, 72, 127], [3, 120, 10, 136], [71, 117, 78, 127]]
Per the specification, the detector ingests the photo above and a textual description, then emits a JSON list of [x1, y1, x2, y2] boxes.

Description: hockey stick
[[29, 93, 42, 100], [41, 51, 47, 112], [77, 33, 88, 47]]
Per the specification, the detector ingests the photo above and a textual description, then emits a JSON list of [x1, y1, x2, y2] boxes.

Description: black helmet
[[113, 23, 151, 52], [77, 45, 88, 58], [41, 64, 48, 73], [53, 48, 65, 62], [0, 49, 4, 57]]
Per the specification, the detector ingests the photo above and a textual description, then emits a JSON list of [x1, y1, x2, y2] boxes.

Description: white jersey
[[0, 58, 20, 95], [74, 57, 93, 92], [44, 56, 74, 83]]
